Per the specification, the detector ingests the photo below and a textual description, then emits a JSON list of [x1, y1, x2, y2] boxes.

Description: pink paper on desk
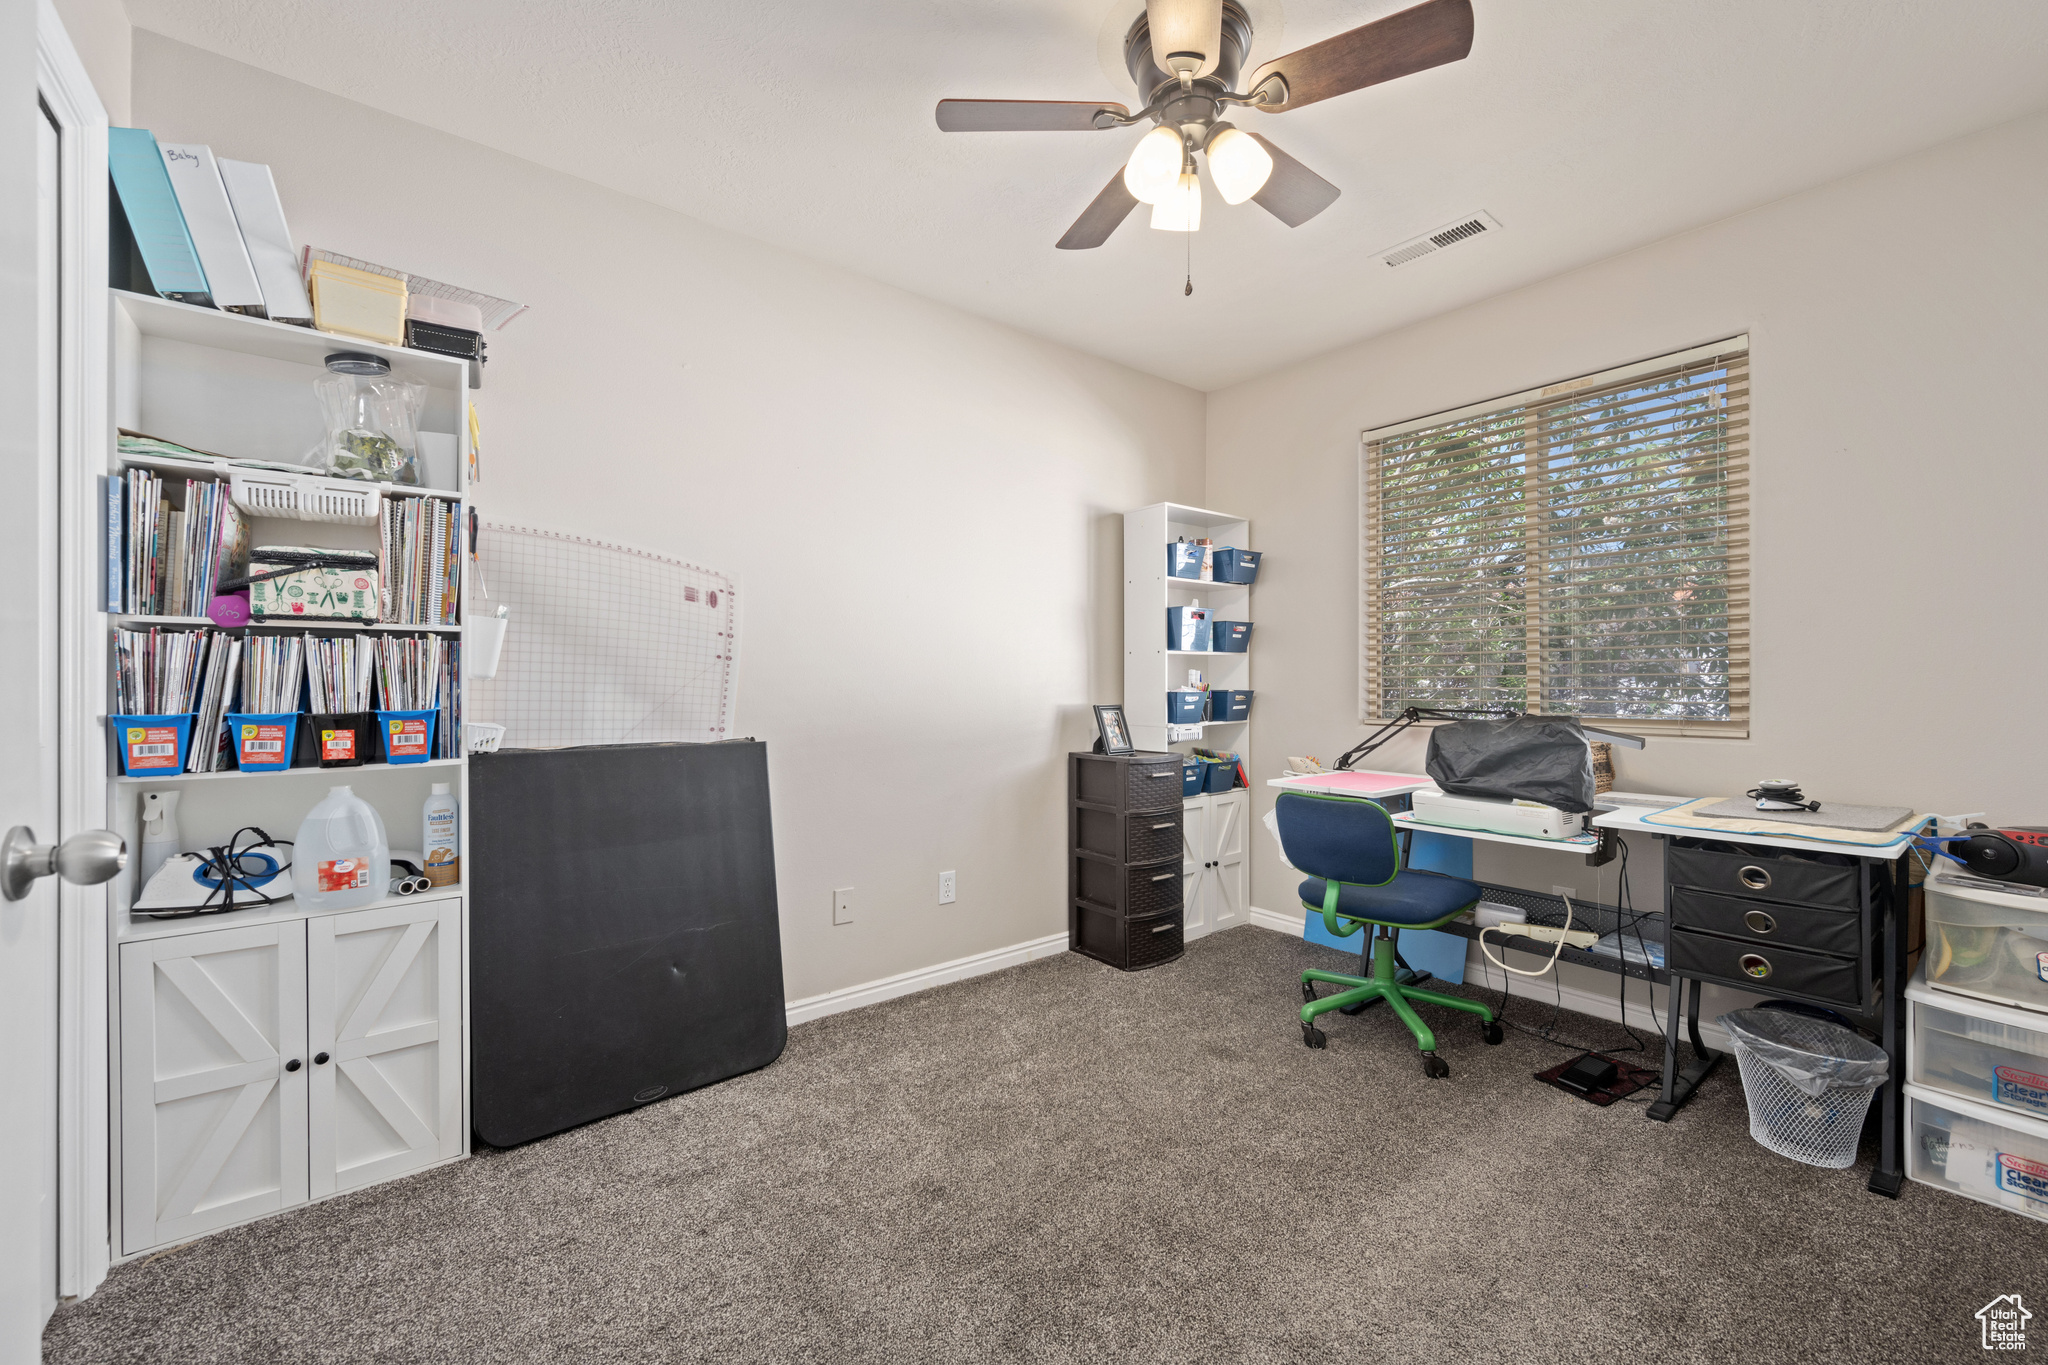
[[1279, 771, 1426, 792]]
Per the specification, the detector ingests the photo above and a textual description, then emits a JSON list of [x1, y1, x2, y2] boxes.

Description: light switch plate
[[832, 887, 854, 925]]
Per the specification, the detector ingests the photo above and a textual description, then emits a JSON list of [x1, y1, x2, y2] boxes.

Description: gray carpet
[[45, 927, 2043, 1364]]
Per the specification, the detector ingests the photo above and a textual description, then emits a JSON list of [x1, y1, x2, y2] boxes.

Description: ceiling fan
[[935, 0, 1473, 249]]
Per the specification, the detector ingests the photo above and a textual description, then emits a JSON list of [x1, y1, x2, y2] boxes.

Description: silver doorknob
[[3, 826, 127, 902]]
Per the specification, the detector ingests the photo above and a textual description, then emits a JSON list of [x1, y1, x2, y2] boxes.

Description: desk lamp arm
[[1333, 706, 1517, 771]]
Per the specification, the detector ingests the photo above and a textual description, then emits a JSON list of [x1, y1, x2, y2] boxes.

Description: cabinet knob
[[314, 1052, 331, 1065], [284, 1059, 302, 1072]]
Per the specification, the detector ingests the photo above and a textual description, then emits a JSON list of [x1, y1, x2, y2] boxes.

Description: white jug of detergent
[[293, 785, 389, 910]]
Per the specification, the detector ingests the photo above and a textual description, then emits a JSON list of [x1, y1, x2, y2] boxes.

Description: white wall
[[1209, 110, 2048, 1002], [131, 33, 1206, 1002], [49, 0, 129, 125]]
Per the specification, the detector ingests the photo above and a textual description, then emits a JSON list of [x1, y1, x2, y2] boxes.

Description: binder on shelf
[[157, 143, 265, 315], [217, 158, 313, 326], [108, 128, 212, 307]]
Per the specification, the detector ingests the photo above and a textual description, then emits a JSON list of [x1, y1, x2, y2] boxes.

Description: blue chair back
[[1275, 792, 1400, 887]]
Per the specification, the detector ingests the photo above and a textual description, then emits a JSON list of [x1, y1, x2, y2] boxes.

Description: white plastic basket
[[465, 722, 505, 754], [1725, 1010, 1889, 1169], [228, 469, 380, 524]]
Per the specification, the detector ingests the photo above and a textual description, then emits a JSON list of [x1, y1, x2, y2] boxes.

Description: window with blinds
[[1360, 338, 1749, 736]]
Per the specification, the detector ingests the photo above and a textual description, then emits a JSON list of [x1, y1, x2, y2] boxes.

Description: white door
[[1209, 791, 1247, 932], [0, 99, 65, 1351], [1180, 796, 1210, 935], [119, 923, 310, 1252], [307, 899, 461, 1196]]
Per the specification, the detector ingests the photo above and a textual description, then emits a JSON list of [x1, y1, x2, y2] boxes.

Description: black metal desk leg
[[1868, 856, 1908, 1198], [1648, 979, 1722, 1122]]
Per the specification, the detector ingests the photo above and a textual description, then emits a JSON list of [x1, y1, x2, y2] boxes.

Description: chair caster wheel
[[1301, 981, 1317, 1005], [1422, 1053, 1450, 1079], [1482, 1022, 1504, 1045], [1302, 1024, 1327, 1050]]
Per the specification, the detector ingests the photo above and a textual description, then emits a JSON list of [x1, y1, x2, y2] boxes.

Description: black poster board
[[470, 740, 786, 1146]]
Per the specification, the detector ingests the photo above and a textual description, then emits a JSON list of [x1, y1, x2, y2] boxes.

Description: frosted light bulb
[[1123, 126, 1186, 205], [1205, 126, 1273, 205], [1149, 172, 1203, 232]]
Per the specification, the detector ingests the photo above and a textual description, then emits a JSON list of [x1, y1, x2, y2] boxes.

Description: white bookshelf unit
[[1123, 502, 1252, 941], [102, 289, 475, 1258]]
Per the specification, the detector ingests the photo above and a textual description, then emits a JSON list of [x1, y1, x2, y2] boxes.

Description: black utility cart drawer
[[1667, 927, 1870, 1007], [1071, 751, 1184, 814], [1072, 902, 1184, 972], [1074, 855, 1182, 917], [1666, 838, 1860, 910], [1074, 805, 1183, 865], [1668, 887, 1867, 960]]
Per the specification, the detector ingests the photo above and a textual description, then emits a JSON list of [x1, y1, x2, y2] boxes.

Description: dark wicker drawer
[[1668, 887, 1865, 959], [1074, 855, 1183, 917], [1668, 926, 1869, 1007], [1666, 838, 1860, 911], [1074, 806, 1183, 865], [1072, 903, 1183, 972], [1071, 752, 1184, 814]]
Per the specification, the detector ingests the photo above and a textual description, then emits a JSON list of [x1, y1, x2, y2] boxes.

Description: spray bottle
[[139, 791, 182, 888], [422, 783, 460, 887]]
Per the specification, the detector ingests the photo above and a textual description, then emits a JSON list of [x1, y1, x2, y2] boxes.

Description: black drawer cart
[[1649, 832, 1916, 1198], [1069, 751, 1185, 971]]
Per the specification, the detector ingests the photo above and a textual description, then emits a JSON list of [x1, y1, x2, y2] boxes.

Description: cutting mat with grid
[[470, 522, 738, 748]]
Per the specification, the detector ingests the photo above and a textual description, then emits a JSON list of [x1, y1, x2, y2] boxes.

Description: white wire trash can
[[1721, 1009, 1891, 1169]]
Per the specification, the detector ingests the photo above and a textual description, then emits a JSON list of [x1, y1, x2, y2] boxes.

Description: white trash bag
[[1720, 1008, 1890, 1169]]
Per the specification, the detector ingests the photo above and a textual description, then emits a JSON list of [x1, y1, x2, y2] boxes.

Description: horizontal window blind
[[1361, 339, 1749, 736]]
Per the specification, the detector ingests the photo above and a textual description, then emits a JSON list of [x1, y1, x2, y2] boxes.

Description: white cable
[[1478, 891, 1576, 978]]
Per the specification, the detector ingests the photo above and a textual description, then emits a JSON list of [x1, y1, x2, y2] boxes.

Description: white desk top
[[1589, 803, 1925, 860], [1266, 770, 1435, 800]]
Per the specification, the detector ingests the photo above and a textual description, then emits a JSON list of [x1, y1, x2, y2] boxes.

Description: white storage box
[[1906, 1083, 2048, 1223], [1925, 874, 2048, 1013], [1910, 975, 2048, 1122], [228, 469, 380, 524]]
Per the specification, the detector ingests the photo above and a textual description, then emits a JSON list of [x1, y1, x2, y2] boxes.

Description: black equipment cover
[[1424, 714, 1597, 814]]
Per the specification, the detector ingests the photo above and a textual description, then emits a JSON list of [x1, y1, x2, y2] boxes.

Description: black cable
[[145, 826, 292, 919]]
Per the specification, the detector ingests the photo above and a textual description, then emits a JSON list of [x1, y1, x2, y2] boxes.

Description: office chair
[[1276, 790, 1502, 1078]]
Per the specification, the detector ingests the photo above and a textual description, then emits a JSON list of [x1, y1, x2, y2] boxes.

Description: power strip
[[1492, 923, 1600, 949]]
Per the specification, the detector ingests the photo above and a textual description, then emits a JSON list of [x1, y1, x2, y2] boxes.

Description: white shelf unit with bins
[[104, 289, 475, 1258], [1123, 502, 1252, 941]]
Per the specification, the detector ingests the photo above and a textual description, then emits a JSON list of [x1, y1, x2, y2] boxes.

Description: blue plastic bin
[[376, 709, 440, 765], [1208, 689, 1254, 723], [1213, 620, 1253, 653], [1167, 542, 1204, 581], [1213, 548, 1262, 584], [1166, 690, 1207, 724], [226, 712, 301, 772], [1182, 758, 1204, 797], [1201, 756, 1238, 793], [110, 713, 195, 776], [1167, 606, 1213, 652]]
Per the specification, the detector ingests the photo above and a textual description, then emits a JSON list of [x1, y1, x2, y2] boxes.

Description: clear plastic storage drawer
[[1912, 998, 2048, 1121], [1906, 1086, 2048, 1224], [1925, 877, 2048, 1013]]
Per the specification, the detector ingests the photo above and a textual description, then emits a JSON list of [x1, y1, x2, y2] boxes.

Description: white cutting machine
[[1408, 787, 1587, 842]]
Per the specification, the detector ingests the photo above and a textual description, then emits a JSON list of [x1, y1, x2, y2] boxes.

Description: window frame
[[1359, 336, 1750, 739]]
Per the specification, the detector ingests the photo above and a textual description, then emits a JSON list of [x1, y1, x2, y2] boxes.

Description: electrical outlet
[[1552, 885, 1579, 901], [938, 870, 956, 905], [832, 887, 854, 925]]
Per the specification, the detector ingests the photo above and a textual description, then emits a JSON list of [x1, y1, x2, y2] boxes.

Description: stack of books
[[119, 471, 245, 618], [380, 496, 460, 626]]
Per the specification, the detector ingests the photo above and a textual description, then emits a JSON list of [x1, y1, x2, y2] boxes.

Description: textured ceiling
[[128, 0, 2048, 390]]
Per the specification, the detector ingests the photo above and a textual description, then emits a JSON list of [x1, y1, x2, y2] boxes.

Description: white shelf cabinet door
[[119, 921, 309, 1253], [1181, 796, 1212, 935], [1209, 791, 1248, 934], [307, 898, 463, 1198]]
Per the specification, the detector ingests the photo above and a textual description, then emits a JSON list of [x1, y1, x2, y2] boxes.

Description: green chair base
[[1299, 917, 1498, 1065]]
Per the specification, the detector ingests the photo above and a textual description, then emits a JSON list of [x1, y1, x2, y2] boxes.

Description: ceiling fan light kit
[[935, 0, 1474, 256]]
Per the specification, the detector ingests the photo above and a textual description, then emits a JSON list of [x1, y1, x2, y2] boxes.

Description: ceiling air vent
[[1376, 212, 1502, 268]]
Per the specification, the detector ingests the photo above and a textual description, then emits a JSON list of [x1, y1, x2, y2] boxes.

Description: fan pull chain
[[1184, 230, 1193, 297]]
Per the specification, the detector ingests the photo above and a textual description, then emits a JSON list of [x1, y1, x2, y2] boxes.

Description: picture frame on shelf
[[1093, 704, 1134, 756]]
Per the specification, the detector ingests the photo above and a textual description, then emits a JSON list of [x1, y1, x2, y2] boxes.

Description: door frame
[[37, 0, 112, 1304]]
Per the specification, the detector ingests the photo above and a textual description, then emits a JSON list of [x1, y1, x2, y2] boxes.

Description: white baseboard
[[1246, 906, 1727, 1050], [785, 932, 1069, 1027]]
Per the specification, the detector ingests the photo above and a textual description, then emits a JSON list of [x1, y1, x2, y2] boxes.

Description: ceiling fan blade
[[1243, 132, 1341, 227], [1055, 171, 1141, 250], [1146, 0, 1226, 79], [1245, 0, 1473, 114], [935, 100, 1130, 132]]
